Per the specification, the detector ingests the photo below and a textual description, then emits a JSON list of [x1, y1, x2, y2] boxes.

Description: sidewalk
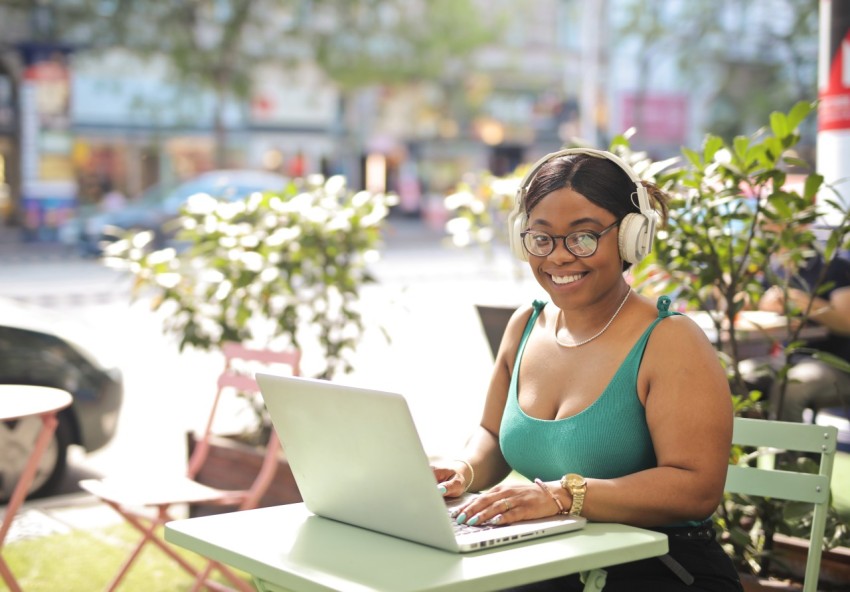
[[1, 492, 119, 545], [0, 216, 445, 262], [0, 225, 82, 265]]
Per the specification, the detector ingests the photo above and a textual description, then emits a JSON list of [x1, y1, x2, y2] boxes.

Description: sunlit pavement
[[1, 216, 547, 540]]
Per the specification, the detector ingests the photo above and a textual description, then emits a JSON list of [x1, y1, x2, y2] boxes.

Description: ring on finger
[[501, 498, 512, 512]]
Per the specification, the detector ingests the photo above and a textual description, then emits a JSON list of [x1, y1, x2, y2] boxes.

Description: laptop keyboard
[[447, 508, 497, 535], [453, 520, 497, 535]]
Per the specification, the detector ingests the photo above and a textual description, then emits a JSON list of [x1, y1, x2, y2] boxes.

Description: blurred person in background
[[100, 181, 127, 212], [741, 243, 850, 423]]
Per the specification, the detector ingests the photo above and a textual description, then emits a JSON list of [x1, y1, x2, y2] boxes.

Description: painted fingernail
[[467, 515, 480, 526], [438, 485, 447, 494], [489, 514, 503, 525], [450, 508, 459, 518], [456, 512, 467, 524]]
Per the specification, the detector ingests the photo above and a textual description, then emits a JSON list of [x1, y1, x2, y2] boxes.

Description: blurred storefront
[[17, 43, 76, 240], [69, 50, 241, 206], [1, 1, 816, 240], [0, 2, 683, 237], [246, 63, 338, 185], [0, 72, 13, 224]]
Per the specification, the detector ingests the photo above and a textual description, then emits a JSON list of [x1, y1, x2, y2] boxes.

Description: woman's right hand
[[432, 461, 472, 498]]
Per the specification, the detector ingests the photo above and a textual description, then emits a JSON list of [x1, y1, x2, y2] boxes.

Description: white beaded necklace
[[554, 288, 632, 348]]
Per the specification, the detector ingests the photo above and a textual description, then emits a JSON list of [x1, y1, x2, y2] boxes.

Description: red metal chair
[[80, 342, 300, 592]]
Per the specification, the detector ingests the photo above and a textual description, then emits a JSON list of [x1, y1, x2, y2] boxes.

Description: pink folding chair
[[80, 342, 300, 592]]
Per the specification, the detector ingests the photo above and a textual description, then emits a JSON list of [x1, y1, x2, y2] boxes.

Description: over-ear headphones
[[507, 148, 659, 265]]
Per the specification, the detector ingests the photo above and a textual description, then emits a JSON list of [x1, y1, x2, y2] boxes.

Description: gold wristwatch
[[560, 473, 587, 516]]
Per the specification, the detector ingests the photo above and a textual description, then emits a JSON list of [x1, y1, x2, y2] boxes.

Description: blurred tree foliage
[[0, 0, 497, 166], [616, 0, 818, 145]]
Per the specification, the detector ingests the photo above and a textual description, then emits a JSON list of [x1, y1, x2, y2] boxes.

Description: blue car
[[60, 169, 290, 256]]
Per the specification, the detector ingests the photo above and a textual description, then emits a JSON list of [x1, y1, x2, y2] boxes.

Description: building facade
[[0, 0, 817, 236]]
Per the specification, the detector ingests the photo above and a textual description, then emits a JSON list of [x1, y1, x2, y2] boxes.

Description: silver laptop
[[256, 373, 586, 553]]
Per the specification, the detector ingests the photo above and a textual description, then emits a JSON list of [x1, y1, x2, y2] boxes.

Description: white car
[[0, 297, 123, 500]]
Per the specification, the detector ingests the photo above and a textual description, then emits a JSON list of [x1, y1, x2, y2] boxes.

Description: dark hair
[[523, 153, 669, 225]]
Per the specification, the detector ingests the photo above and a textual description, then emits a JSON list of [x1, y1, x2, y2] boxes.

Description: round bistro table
[[0, 385, 72, 592]]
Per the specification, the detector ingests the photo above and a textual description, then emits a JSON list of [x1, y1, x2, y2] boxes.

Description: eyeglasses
[[520, 220, 620, 258]]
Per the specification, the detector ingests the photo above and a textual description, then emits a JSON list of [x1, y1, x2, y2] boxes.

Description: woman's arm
[[761, 283, 850, 335], [576, 315, 733, 526], [435, 304, 535, 497]]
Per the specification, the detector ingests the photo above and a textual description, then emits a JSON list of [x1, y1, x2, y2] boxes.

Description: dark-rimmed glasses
[[520, 220, 620, 258]]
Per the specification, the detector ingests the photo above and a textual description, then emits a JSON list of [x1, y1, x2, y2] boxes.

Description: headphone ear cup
[[617, 212, 650, 264], [508, 208, 528, 261]]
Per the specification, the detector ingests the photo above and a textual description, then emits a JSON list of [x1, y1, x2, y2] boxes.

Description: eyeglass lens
[[521, 221, 618, 258], [523, 231, 599, 257]]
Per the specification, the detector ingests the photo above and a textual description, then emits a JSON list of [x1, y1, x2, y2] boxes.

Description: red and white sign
[[819, 0, 850, 132], [819, 32, 850, 131]]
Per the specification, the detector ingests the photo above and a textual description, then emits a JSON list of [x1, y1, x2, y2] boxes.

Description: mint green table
[[165, 503, 668, 592]]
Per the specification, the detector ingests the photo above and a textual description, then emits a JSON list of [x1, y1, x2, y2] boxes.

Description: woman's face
[[525, 187, 623, 308]]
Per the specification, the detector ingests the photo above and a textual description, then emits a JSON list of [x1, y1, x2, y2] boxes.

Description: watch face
[[567, 474, 585, 488]]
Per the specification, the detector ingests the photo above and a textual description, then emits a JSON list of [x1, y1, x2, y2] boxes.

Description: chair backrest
[[188, 342, 301, 510], [726, 417, 838, 592], [475, 304, 514, 359]]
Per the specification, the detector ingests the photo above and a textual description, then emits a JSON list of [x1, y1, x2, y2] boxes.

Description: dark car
[[60, 169, 290, 255], [0, 297, 123, 501]]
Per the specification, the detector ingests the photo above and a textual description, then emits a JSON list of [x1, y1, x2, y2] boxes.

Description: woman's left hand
[[451, 481, 566, 526]]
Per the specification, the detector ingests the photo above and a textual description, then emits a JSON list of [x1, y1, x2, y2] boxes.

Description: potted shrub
[[631, 100, 850, 587], [104, 174, 396, 502]]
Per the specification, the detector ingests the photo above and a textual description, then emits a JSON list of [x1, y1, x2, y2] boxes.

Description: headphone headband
[[515, 147, 653, 220]]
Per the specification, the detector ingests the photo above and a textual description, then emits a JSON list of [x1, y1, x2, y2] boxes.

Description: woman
[[434, 149, 742, 591]]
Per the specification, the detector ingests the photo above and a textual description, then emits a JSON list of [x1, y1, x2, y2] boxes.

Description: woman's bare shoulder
[[654, 310, 713, 340], [630, 295, 716, 354], [640, 307, 724, 372]]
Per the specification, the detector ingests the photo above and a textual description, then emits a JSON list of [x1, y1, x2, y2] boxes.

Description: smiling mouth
[[550, 272, 586, 285]]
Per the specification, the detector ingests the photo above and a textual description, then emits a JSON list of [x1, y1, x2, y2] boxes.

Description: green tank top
[[499, 295, 678, 482]]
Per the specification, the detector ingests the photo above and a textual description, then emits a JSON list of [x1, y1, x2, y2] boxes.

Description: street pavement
[[1, 216, 546, 543]]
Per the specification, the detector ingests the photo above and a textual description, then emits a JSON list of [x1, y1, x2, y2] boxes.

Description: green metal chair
[[726, 417, 838, 592]]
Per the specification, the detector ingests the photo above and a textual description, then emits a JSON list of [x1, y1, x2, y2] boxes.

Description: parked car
[[0, 297, 123, 501], [60, 169, 290, 255]]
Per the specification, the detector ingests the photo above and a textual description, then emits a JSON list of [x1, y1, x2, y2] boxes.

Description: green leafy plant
[[632, 102, 838, 393], [443, 170, 519, 252], [106, 174, 396, 381], [631, 100, 850, 577]]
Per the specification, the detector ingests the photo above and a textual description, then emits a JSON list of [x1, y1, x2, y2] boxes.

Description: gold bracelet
[[454, 459, 474, 493], [534, 478, 567, 515]]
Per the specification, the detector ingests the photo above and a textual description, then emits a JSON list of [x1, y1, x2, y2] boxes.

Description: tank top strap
[[620, 295, 682, 372], [656, 295, 678, 319], [512, 300, 546, 376], [531, 299, 547, 315]]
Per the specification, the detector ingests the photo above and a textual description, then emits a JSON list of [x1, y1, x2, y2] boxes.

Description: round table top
[[0, 385, 73, 421]]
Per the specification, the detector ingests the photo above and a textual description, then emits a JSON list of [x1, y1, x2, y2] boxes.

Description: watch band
[[560, 473, 587, 516]]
